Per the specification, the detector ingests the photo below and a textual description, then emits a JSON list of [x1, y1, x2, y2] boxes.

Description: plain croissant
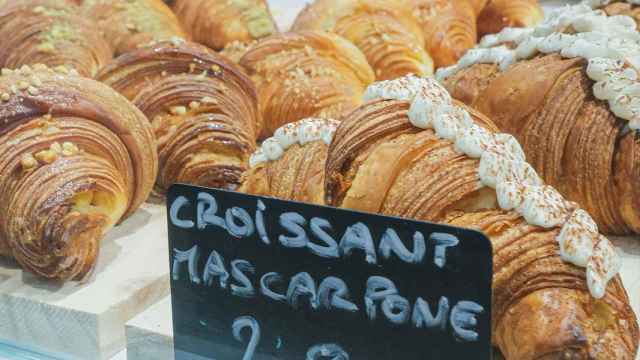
[[0, 0, 112, 77], [98, 40, 259, 193], [0, 65, 157, 280], [476, 0, 543, 37], [408, 0, 478, 68], [323, 83, 638, 360], [239, 31, 375, 139], [292, 0, 435, 80], [81, 0, 188, 56]]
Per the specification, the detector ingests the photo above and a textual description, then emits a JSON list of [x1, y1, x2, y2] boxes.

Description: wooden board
[[0, 203, 171, 360], [125, 297, 173, 360]]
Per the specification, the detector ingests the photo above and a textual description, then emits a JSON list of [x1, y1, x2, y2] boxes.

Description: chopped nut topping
[[49, 142, 62, 153], [170, 106, 187, 115], [20, 153, 38, 170], [34, 149, 58, 164], [61, 141, 79, 156]]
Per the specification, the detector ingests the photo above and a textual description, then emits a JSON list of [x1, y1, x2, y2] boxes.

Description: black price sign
[[167, 184, 493, 360]]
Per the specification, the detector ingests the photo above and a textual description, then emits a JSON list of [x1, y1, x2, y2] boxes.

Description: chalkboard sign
[[167, 184, 493, 360]]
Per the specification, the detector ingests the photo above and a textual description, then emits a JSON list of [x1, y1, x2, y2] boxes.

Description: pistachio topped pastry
[[0, 0, 112, 77], [81, 0, 187, 55]]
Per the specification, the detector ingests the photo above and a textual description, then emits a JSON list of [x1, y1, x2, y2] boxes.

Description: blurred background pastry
[[0, 0, 112, 77]]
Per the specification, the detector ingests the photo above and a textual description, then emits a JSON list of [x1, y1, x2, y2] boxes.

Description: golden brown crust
[[220, 40, 259, 64], [292, 0, 433, 80], [325, 99, 497, 209], [445, 210, 639, 360], [172, 0, 277, 51], [0, 65, 157, 280], [408, 0, 478, 68], [98, 40, 259, 193], [0, 0, 112, 77], [443, 54, 640, 235], [81, 0, 187, 56], [477, 0, 544, 37], [239, 141, 329, 205], [324, 98, 639, 359], [239, 31, 374, 139], [467, 0, 490, 15]]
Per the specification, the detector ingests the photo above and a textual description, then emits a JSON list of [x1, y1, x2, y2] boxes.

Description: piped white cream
[[249, 118, 340, 168], [435, 4, 640, 130], [363, 75, 622, 298]]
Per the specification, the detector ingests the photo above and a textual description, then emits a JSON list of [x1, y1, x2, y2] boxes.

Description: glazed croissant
[[0, 0, 112, 77], [0, 65, 157, 281], [476, 0, 544, 37], [292, 0, 434, 80], [172, 0, 277, 51], [239, 118, 339, 205], [81, 0, 187, 56], [239, 31, 375, 139], [98, 40, 259, 193], [439, 7, 640, 235], [324, 76, 639, 359]]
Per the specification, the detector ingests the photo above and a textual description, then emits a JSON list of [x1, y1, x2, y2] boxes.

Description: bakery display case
[[0, 0, 636, 359]]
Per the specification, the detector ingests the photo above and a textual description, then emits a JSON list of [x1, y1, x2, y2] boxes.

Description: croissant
[[239, 31, 375, 139], [81, 0, 187, 56], [0, 65, 157, 281], [476, 0, 544, 37], [98, 40, 259, 193], [239, 118, 339, 205], [467, 0, 489, 15], [220, 40, 259, 64], [324, 75, 639, 359], [172, 0, 277, 51], [407, 0, 478, 68], [438, 6, 640, 235], [292, 0, 434, 80], [0, 0, 112, 77]]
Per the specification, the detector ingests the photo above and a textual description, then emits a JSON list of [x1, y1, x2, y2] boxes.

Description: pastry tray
[[0, 1, 636, 359]]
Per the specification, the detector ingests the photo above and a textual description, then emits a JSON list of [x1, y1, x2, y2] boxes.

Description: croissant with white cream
[[0, 0, 112, 77], [439, 6, 640, 235], [325, 75, 639, 360], [172, 0, 277, 51], [239, 31, 374, 139], [239, 118, 339, 205], [81, 0, 187, 55], [98, 40, 259, 193], [0, 65, 157, 280]]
